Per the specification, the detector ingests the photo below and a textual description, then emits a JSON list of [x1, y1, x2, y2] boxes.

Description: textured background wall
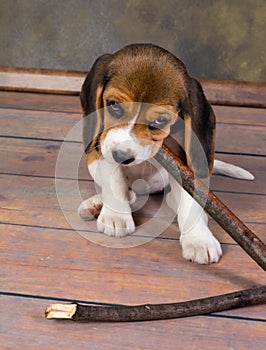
[[1, 0, 265, 81]]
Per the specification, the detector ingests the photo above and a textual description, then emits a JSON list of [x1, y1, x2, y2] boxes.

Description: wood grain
[[213, 105, 266, 126], [0, 175, 265, 244], [0, 137, 265, 194], [215, 123, 266, 155], [1, 107, 265, 155], [0, 68, 84, 95], [1, 68, 266, 107], [200, 79, 266, 107], [0, 91, 81, 113], [1, 92, 266, 122]]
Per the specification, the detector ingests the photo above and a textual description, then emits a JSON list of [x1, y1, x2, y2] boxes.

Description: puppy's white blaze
[[213, 160, 255, 180], [102, 128, 151, 163], [101, 106, 143, 163], [101, 123, 155, 163]]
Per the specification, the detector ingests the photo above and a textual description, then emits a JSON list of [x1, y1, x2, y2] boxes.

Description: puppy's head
[[81, 44, 215, 178]]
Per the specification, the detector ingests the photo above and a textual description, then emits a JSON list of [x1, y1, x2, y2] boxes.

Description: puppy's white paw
[[97, 205, 135, 237], [180, 231, 222, 264], [78, 195, 103, 220]]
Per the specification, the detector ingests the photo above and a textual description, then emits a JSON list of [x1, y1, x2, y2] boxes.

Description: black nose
[[112, 150, 135, 165]]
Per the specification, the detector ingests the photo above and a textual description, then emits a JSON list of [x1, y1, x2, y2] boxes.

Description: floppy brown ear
[[183, 78, 216, 178], [80, 54, 113, 153]]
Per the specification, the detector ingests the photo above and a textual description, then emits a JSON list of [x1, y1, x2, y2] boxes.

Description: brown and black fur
[[80, 43, 216, 178]]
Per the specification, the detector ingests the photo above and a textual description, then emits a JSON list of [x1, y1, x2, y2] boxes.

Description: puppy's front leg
[[167, 176, 222, 264], [92, 159, 135, 237]]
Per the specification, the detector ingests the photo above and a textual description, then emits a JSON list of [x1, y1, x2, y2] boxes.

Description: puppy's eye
[[107, 101, 124, 118], [148, 117, 168, 131]]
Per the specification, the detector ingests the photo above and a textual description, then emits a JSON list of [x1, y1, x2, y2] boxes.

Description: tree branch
[[45, 286, 266, 321], [45, 144, 266, 322]]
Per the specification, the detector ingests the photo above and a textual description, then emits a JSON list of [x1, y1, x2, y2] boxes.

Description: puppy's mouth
[[111, 150, 136, 166]]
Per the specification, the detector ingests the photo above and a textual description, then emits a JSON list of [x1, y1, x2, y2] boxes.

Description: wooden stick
[[154, 144, 266, 271], [45, 144, 266, 322], [45, 286, 266, 321]]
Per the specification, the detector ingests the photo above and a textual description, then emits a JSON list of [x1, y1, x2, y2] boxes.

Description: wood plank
[[0, 71, 82, 95], [1, 296, 265, 350], [1, 68, 266, 107], [1, 137, 265, 194], [215, 123, 266, 155], [0, 175, 265, 244], [0, 137, 264, 244], [0, 138, 88, 180], [200, 79, 266, 107], [0, 67, 85, 95], [1, 174, 265, 224], [1, 224, 265, 316], [1, 108, 265, 155], [0, 174, 181, 243], [0, 91, 81, 113], [3, 105, 261, 134], [211, 154, 266, 195], [0, 108, 81, 141], [1, 105, 265, 139], [213, 105, 266, 127], [1, 91, 265, 123]]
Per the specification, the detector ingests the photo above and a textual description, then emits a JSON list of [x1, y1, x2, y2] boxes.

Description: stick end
[[45, 303, 77, 319]]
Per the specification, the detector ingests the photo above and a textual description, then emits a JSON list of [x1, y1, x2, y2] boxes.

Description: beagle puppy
[[78, 43, 254, 264]]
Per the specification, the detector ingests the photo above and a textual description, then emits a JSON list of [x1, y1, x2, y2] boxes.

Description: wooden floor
[[0, 71, 265, 349]]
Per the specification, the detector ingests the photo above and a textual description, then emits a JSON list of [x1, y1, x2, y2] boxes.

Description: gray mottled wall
[[1, 0, 265, 81]]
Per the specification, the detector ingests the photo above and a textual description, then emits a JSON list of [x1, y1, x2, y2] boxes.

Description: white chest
[[123, 160, 169, 195]]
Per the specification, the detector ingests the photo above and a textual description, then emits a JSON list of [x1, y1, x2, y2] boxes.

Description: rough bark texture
[[45, 286, 266, 322]]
